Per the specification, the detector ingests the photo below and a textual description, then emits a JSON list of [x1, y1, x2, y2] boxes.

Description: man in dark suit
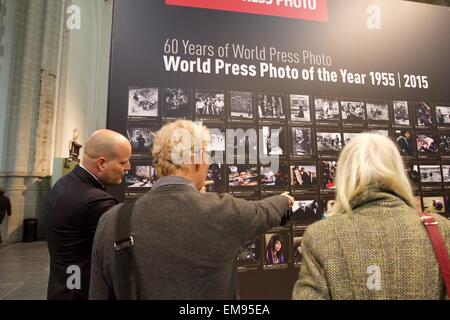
[[45, 129, 131, 300]]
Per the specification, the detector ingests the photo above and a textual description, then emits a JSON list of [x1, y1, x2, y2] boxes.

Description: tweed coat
[[292, 187, 450, 300]]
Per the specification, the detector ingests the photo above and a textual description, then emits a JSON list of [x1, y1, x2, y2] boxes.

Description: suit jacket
[[89, 177, 290, 300], [45, 165, 118, 300], [292, 187, 450, 300]]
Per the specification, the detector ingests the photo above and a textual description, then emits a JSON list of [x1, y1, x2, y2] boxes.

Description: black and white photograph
[[127, 125, 157, 156], [435, 105, 450, 126], [261, 126, 287, 156], [291, 128, 312, 156], [343, 132, 364, 146], [290, 95, 310, 122], [293, 233, 303, 265], [366, 101, 389, 122], [321, 160, 337, 190], [340, 101, 365, 122], [416, 133, 439, 155], [414, 102, 433, 127], [227, 127, 258, 159], [419, 165, 442, 183], [315, 98, 340, 121], [260, 164, 290, 188], [395, 130, 414, 156], [125, 165, 158, 189], [393, 101, 410, 126], [320, 199, 336, 216], [205, 163, 223, 192], [369, 129, 389, 137], [291, 200, 320, 225], [230, 91, 253, 120], [257, 94, 285, 119], [228, 165, 258, 187], [405, 164, 420, 190], [128, 88, 159, 118], [208, 128, 226, 152], [237, 239, 260, 267], [162, 88, 191, 119], [441, 165, 450, 183], [439, 134, 450, 154], [317, 132, 342, 152], [194, 90, 225, 119], [290, 165, 317, 189], [422, 196, 445, 215]]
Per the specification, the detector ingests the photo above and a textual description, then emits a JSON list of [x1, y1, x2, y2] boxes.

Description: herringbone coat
[[293, 188, 450, 300]]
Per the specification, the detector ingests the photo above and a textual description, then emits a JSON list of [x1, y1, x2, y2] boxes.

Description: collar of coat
[[349, 186, 411, 211]]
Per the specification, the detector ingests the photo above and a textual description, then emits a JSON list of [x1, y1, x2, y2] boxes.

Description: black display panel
[[108, 0, 450, 299]]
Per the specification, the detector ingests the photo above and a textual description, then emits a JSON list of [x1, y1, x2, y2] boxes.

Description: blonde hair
[[152, 120, 210, 177], [329, 133, 416, 216]]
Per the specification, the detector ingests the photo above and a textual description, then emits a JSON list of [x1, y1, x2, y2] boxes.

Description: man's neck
[[79, 163, 104, 188]]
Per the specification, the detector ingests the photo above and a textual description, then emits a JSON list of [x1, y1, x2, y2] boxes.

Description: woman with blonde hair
[[292, 133, 450, 300]]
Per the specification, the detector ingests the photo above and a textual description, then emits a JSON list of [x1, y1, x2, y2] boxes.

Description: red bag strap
[[420, 212, 450, 298]]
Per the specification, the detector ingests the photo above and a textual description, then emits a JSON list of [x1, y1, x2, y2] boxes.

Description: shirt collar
[[79, 164, 105, 189], [152, 176, 196, 190]]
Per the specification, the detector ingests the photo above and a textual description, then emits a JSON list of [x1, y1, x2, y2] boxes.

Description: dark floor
[[0, 242, 49, 300]]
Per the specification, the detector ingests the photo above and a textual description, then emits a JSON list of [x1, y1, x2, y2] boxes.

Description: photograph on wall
[[343, 132, 364, 146], [260, 163, 290, 189], [125, 164, 158, 189], [395, 130, 414, 156], [264, 232, 290, 267], [315, 98, 340, 121], [435, 105, 450, 127], [291, 128, 312, 156], [257, 93, 285, 120], [292, 231, 304, 266], [439, 133, 450, 155], [230, 91, 254, 121], [290, 95, 310, 123], [416, 132, 439, 155], [237, 238, 260, 268], [208, 127, 226, 152], [290, 164, 317, 190], [317, 132, 342, 153], [405, 163, 420, 191], [321, 199, 336, 217], [291, 199, 320, 225], [340, 100, 366, 123], [128, 88, 159, 118], [369, 129, 389, 137], [414, 102, 433, 127], [162, 88, 191, 119], [228, 165, 258, 188], [227, 126, 258, 160], [366, 100, 389, 123], [127, 125, 158, 156], [205, 163, 224, 192], [419, 165, 442, 184], [261, 126, 287, 156], [442, 165, 450, 183], [393, 101, 410, 126], [422, 196, 445, 216], [194, 90, 225, 120], [320, 160, 337, 190]]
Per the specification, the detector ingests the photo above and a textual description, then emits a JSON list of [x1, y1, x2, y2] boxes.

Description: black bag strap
[[114, 201, 140, 300]]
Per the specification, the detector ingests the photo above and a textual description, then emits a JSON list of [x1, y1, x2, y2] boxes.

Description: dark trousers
[[0, 211, 5, 242]]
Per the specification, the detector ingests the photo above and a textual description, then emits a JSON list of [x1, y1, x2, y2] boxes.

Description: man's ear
[[96, 157, 107, 172]]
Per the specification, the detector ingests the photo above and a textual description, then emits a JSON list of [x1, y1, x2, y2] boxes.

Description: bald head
[[82, 129, 132, 186]]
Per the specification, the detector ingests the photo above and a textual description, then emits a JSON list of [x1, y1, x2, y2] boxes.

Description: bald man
[[45, 129, 131, 300]]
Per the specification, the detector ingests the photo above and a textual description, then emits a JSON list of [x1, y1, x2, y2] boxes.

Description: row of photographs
[[128, 87, 450, 128], [124, 161, 450, 195], [127, 124, 450, 159], [238, 189, 449, 271]]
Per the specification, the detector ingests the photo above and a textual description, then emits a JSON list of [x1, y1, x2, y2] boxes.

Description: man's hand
[[281, 192, 295, 208], [201, 181, 214, 193]]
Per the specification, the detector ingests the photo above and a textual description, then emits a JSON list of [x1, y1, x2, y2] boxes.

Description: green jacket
[[293, 188, 450, 300]]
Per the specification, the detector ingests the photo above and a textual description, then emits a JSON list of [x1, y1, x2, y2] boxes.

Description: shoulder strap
[[114, 201, 140, 300], [420, 212, 450, 298]]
